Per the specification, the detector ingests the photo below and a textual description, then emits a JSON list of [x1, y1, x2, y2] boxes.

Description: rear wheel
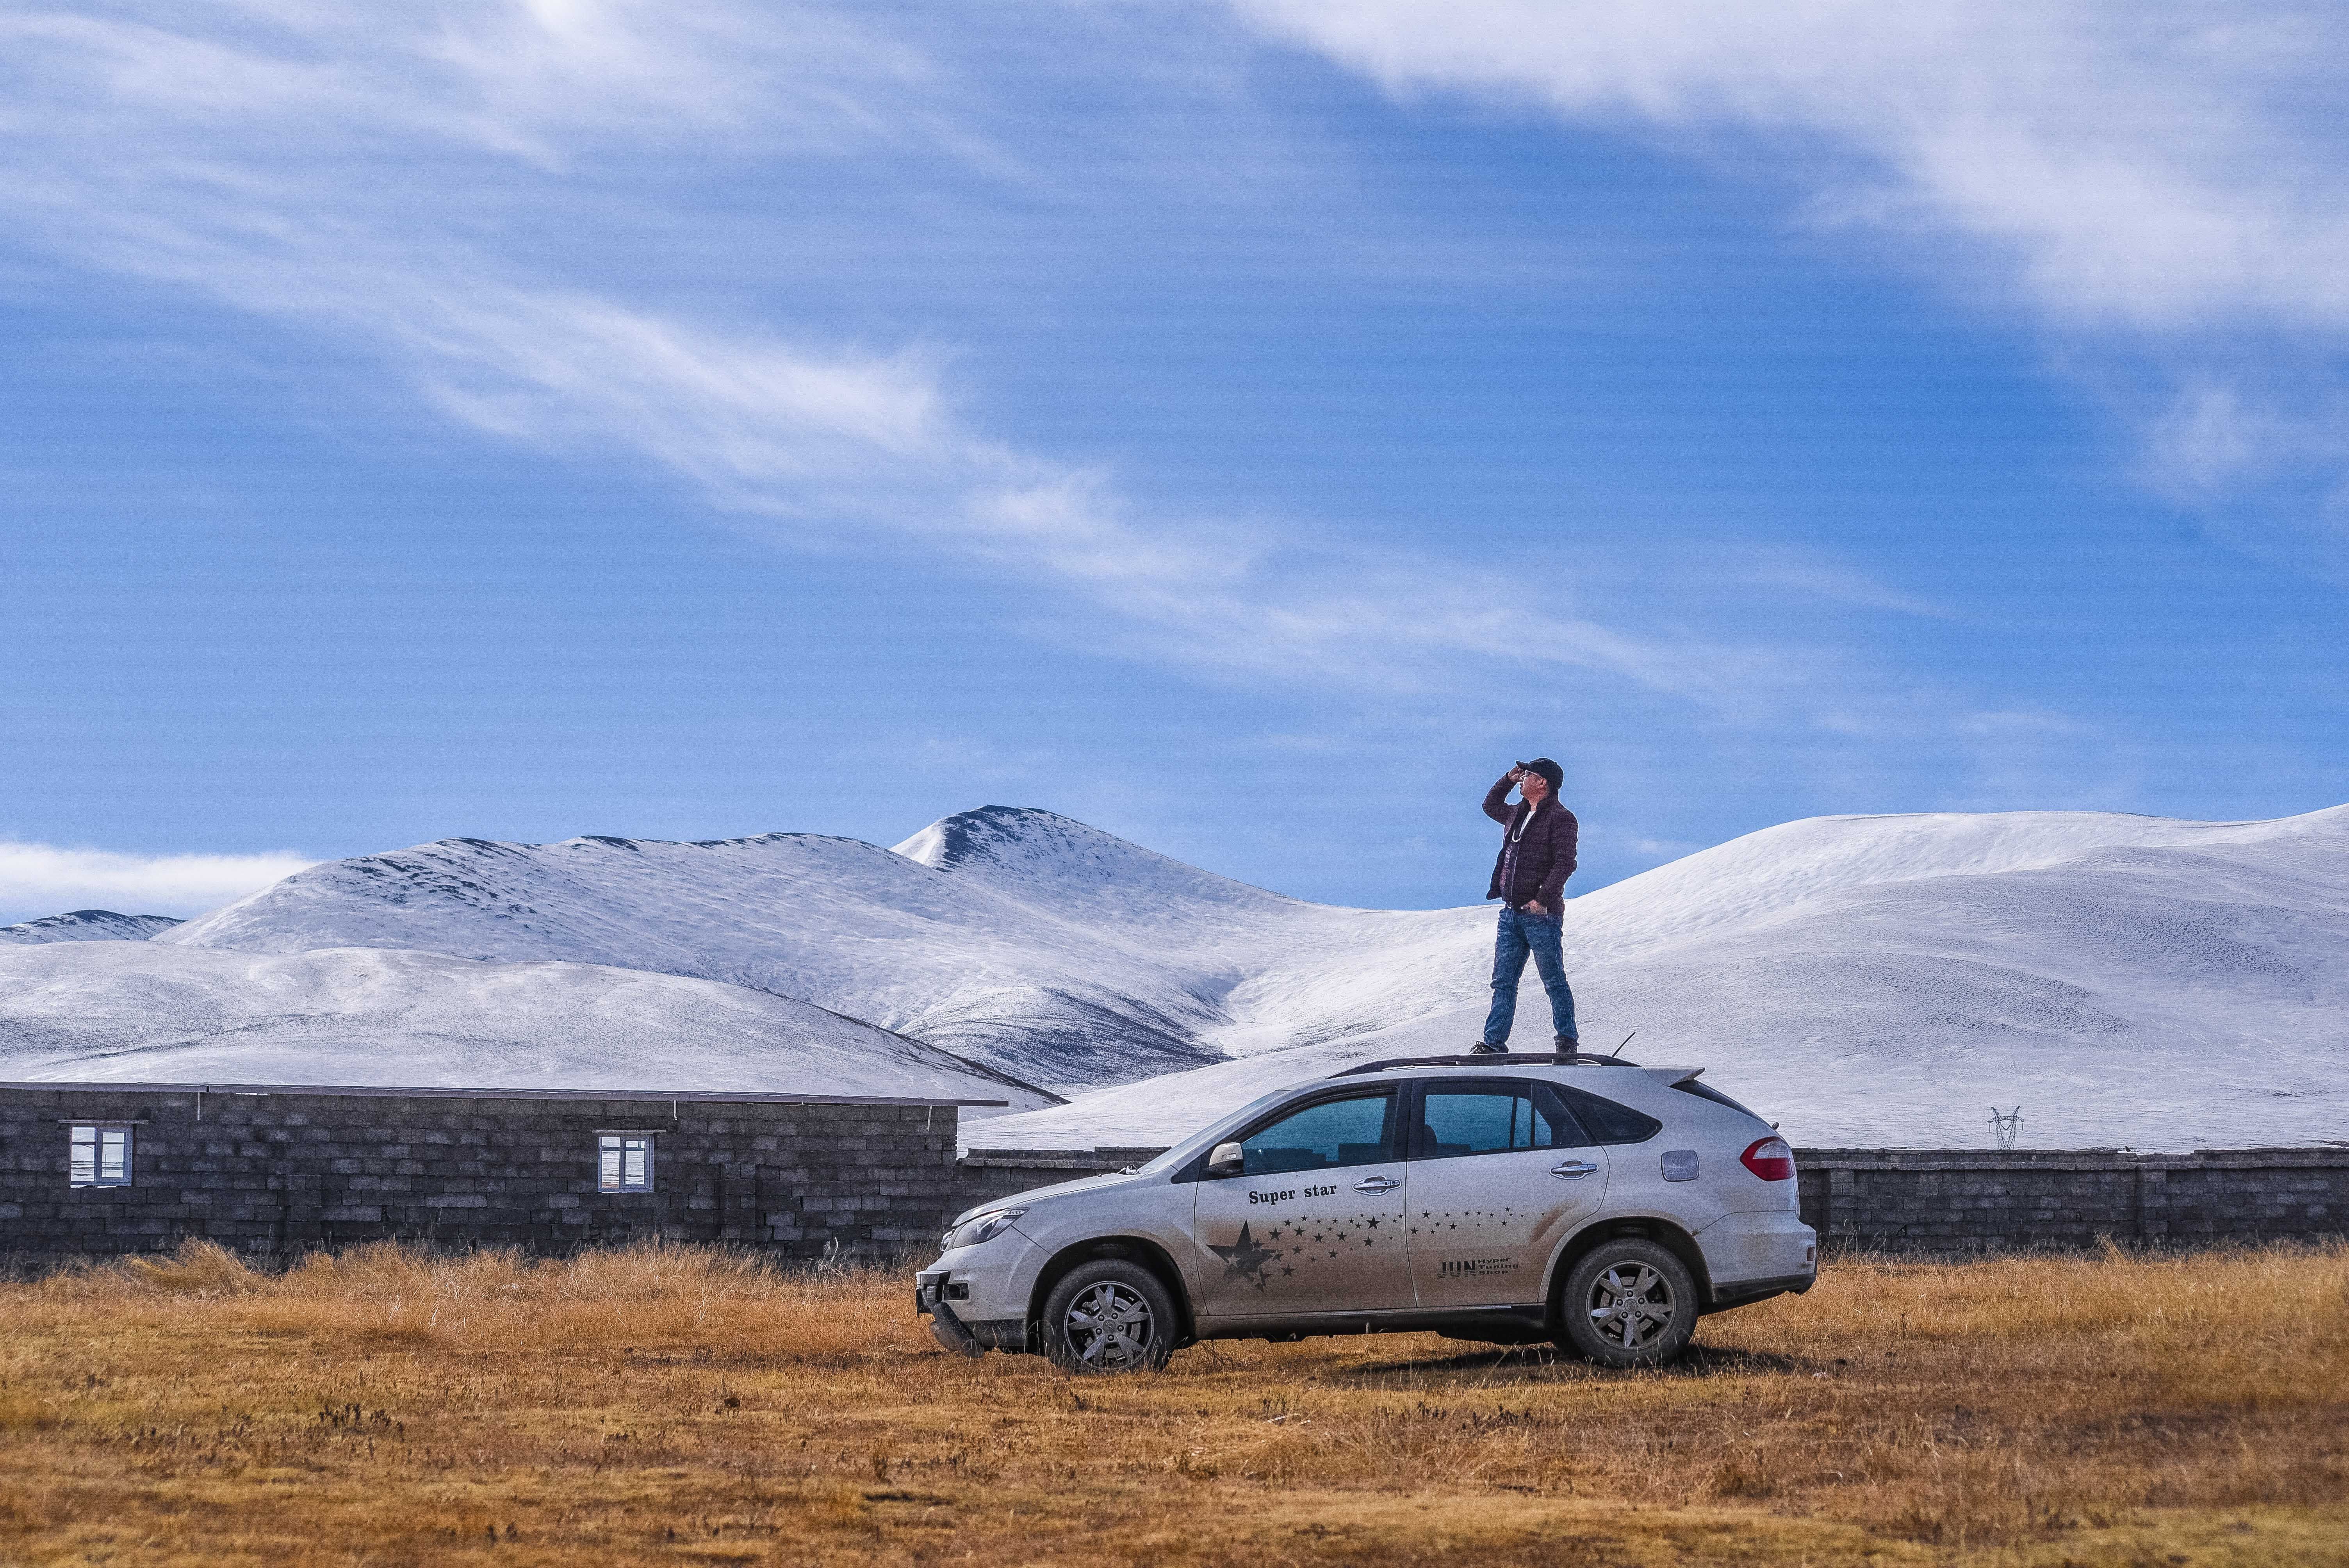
[[1040, 1260, 1177, 1374], [1557, 1239, 1697, 1367]]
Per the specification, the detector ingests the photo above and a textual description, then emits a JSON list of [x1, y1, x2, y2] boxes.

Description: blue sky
[[3, 1, 2347, 921]]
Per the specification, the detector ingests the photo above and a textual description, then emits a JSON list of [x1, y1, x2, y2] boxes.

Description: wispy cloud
[[1231, 1, 2349, 333], [836, 733, 1054, 784], [1737, 554, 1961, 622], [0, 841, 313, 923], [1230, 0, 2349, 577], [0, 0, 1897, 712]]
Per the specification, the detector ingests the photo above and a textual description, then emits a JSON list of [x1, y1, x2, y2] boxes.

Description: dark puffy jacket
[[1483, 773, 1579, 910]]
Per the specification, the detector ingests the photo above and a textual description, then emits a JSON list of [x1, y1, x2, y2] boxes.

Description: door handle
[[1550, 1160, 1599, 1180], [1353, 1175, 1400, 1194]]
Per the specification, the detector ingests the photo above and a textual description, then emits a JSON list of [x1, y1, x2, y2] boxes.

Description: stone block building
[[0, 1081, 1001, 1267]]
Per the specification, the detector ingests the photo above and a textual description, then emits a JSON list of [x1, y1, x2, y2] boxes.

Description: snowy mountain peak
[[152, 816, 1262, 1091], [1, 909, 184, 944], [893, 805, 1110, 871], [893, 805, 1290, 912]]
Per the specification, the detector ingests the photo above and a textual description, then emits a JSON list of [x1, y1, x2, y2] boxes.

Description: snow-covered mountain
[[984, 805, 2349, 1151], [5, 802, 2344, 1149], [2, 909, 182, 943], [153, 807, 1465, 1092], [0, 942, 1056, 1112]]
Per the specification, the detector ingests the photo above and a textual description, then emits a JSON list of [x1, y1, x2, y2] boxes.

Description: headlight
[[944, 1206, 1028, 1251]]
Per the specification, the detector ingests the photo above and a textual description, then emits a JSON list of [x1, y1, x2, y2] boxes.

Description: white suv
[[916, 1053, 1817, 1370]]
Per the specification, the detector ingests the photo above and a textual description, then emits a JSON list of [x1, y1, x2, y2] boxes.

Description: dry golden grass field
[[1, 1239, 2344, 1567]]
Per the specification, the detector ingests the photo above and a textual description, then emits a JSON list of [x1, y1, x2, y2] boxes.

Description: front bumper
[[914, 1262, 1028, 1354], [916, 1269, 985, 1357]]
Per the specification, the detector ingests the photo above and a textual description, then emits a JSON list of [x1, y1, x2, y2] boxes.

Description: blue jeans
[[1482, 906, 1577, 1047]]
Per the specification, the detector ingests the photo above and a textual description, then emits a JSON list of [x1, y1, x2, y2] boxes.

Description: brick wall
[[1796, 1147, 2347, 1252], [0, 1083, 980, 1268], [952, 1145, 2349, 1255]]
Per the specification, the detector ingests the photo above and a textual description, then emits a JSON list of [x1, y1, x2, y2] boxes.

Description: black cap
[[1522, 757, 1563, 793]]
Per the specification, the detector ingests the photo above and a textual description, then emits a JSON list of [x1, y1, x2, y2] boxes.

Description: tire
[[1040, 1260, 1178, 1374], [1556, 1238, 1698, 1368]]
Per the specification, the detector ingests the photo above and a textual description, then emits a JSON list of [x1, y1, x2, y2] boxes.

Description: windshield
[[1134, 1085, 1297, 1175]]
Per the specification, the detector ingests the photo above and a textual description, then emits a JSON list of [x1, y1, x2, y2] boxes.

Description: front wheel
[[1040, 1260, 1178, 1374], [1556, 1239, 1698, 1367]]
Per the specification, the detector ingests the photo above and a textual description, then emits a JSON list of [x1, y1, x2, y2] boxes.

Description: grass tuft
[[119, 1239, 263, 1295]]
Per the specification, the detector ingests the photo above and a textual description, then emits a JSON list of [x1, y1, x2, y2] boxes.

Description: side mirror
[[1206, 1142, 1245, 1178]]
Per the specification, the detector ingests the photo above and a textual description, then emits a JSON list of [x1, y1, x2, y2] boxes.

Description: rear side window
[[1556, 1084, 1663, 1145], [1237, 1091, 1397, 1174], [1413, 1081, 1590, 1158]]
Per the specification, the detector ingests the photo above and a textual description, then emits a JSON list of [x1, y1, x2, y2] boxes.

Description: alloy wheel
[[1063, 1281, 1154, 1369], [1587, 1262, 1677, 1353]]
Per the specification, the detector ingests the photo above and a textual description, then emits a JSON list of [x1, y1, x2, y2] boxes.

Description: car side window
[[1413, 1081, 1590, 1158], [1555, 1083, 1663, 1144], [1237, 1091, 1397, 1175]]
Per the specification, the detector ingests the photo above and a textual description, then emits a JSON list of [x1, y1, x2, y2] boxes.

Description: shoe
[[1467, 1042, 1507, 1055], [1553, 1035, 1581, 1053]]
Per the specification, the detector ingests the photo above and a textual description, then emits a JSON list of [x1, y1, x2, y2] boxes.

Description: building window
[[598, 1133, 654, 1192], [70, 1124, 134, 1187]]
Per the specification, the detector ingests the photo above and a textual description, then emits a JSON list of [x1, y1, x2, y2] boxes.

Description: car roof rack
[[1331, 1051, 1638, 1077]]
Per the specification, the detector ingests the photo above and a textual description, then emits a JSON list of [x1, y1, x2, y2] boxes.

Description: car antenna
[[1616, 1030, 1636, 1053]]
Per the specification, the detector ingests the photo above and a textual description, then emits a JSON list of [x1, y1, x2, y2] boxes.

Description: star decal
[[1207, 1222, 1281, 1292]]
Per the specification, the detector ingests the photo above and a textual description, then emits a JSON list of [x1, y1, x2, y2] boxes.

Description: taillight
[[1740, 1137, 1794, 1181]]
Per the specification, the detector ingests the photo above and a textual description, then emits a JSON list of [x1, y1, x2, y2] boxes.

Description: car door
[[1190, 1086, 1413, 1318], [1405, 1078, 1610, 1309]]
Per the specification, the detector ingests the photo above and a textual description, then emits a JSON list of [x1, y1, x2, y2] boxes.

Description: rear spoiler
[[1649, 1066, 1773, 1125]]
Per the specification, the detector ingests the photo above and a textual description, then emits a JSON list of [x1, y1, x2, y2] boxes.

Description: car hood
[[950, 1168, 1156, 1227]]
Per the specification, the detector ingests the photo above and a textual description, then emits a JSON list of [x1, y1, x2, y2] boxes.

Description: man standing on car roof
[[1473, 758, 1579, 1053]]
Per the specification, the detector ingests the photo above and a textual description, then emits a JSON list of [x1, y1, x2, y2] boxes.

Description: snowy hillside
[[7, 801, 2344, 1150], [157, 807, 1463, 1092], [2, 909, 181, 943], [0, 942, 1055, 1114], [980, 805, 2349, 1152]]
